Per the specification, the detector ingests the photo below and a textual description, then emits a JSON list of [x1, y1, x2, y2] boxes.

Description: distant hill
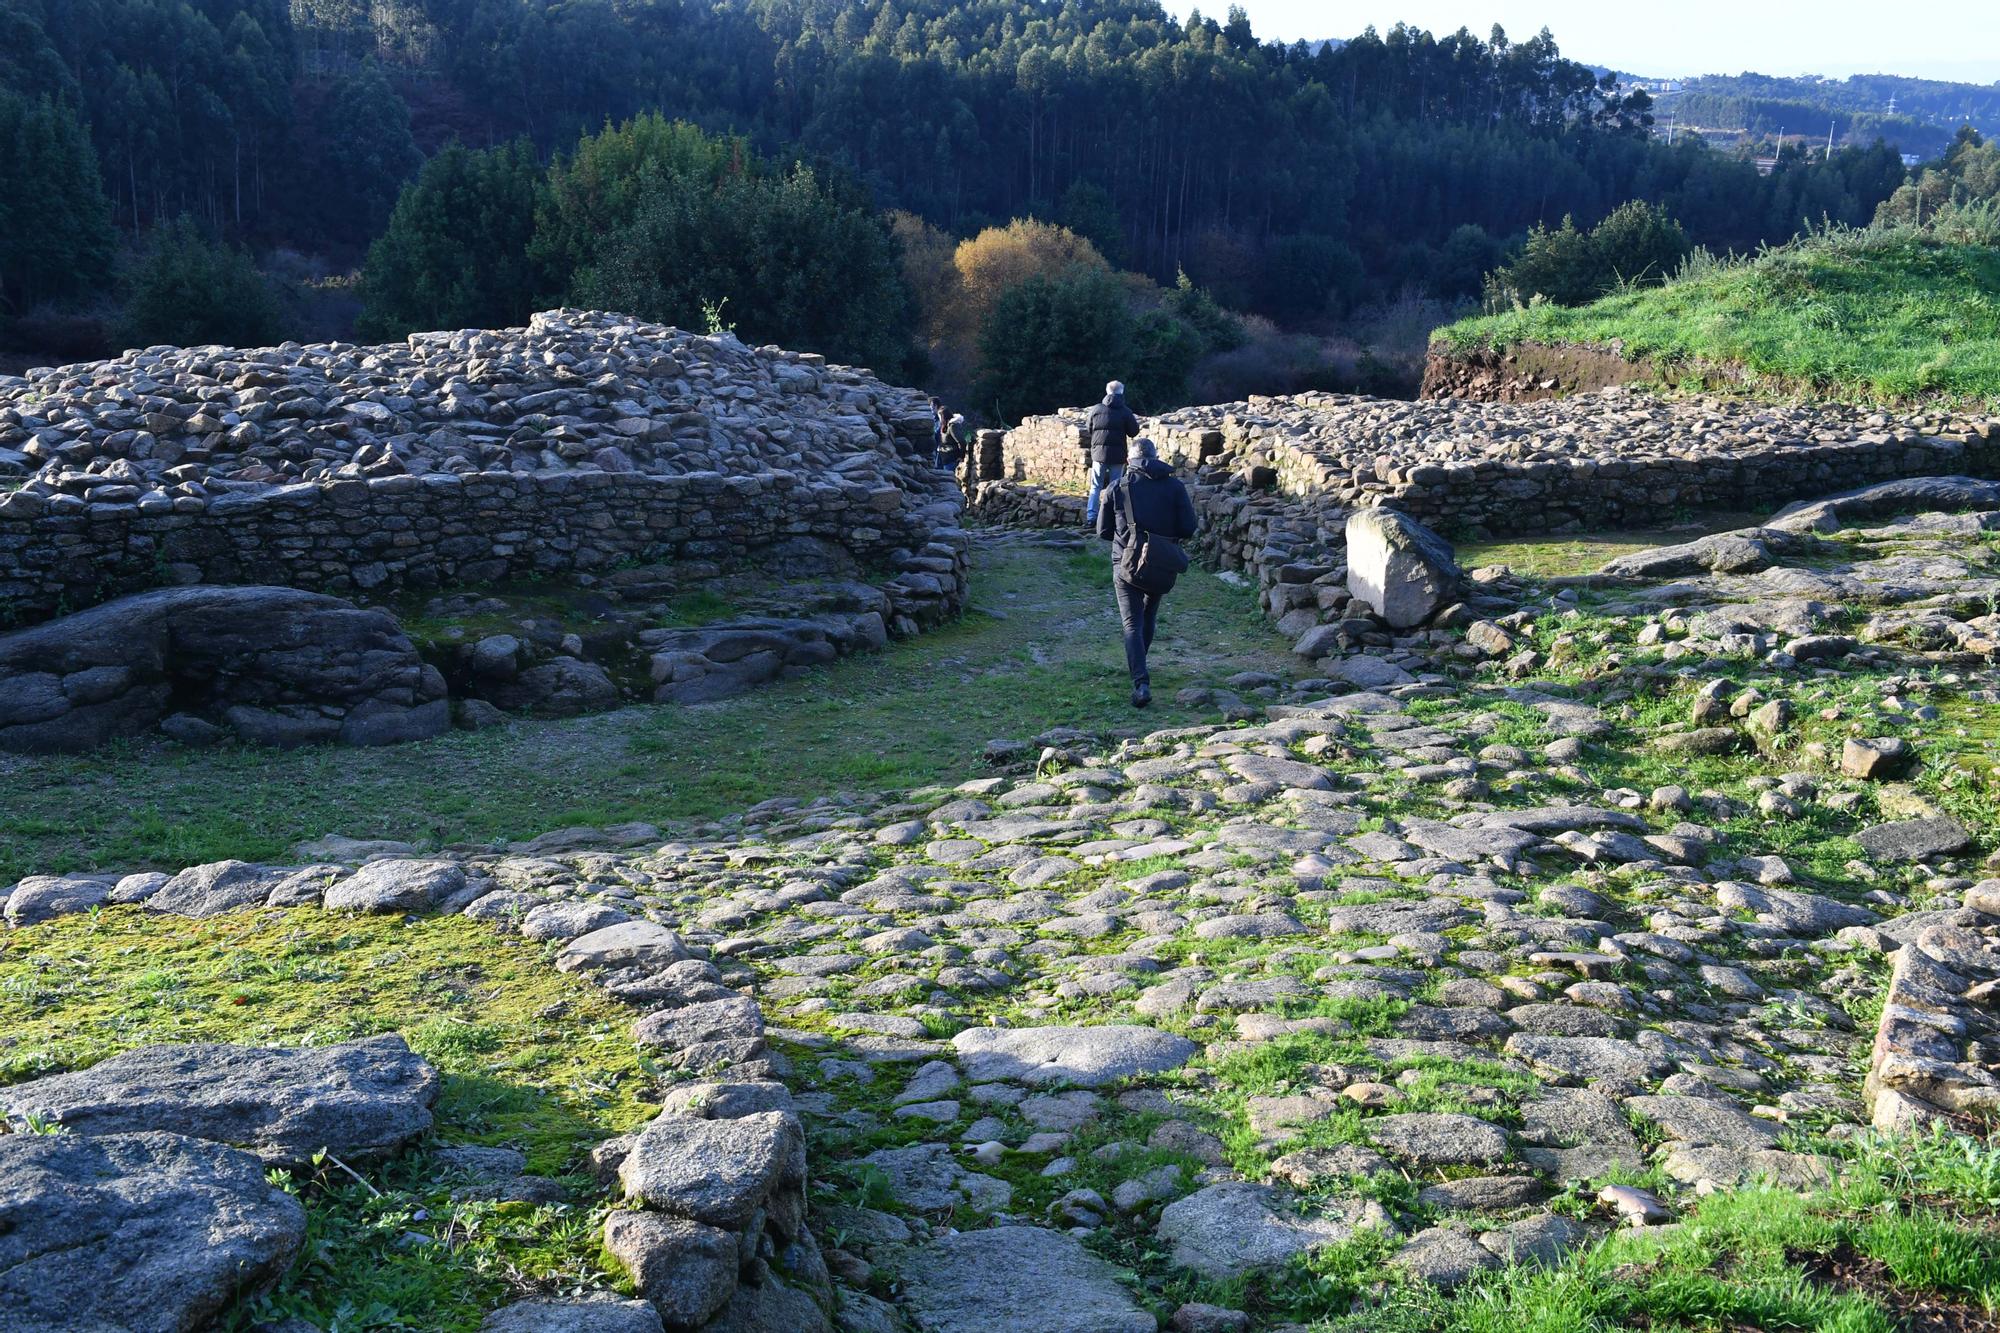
[[1651, 72, 2000, 157]]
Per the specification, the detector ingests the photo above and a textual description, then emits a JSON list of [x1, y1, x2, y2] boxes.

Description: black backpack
[[1115, 474, 1190, 595]]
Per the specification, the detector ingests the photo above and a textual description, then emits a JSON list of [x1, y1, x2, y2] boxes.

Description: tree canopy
[[363, 117, 912, 374], [1, 0, 1927, 331]]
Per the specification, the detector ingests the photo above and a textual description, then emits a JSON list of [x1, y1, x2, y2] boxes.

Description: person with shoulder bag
[[1094, 437, 1198, 708], [1081, 379, 1140, 527]]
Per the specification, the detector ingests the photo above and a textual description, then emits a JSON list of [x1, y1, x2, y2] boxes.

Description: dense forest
[[0, 0, 1934, 405]]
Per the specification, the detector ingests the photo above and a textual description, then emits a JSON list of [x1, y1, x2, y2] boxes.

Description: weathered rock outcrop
[[0, 1033, 441, 1168], [1589, 475, 2000, 665], [646, 612, 892, 704], [0, 1130, 306, 1332], [0, 584, 448, 752], [1768, 475, 2000, 532]]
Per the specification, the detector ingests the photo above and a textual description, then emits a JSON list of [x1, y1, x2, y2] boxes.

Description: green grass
[[1458, 516, 1762, 579], [0, 542, 1298, 880], [1318, 1158, 2000, 1333], [1438, 228, 2000, 407], [0, 906, 663, 1330]]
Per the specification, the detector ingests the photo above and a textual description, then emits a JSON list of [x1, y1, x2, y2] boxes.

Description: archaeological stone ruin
[[0, 311, 967, 749], [2, 317, 1998, 1331]]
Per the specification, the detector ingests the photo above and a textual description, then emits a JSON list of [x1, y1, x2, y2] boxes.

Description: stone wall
[[0, 310, 962, 629], [994, 417, 1091, 489], [997, 397, 2000, 539], [0, 462, 959, 625]]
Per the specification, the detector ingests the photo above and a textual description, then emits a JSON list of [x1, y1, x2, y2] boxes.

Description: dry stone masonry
[[993, 390, 2000, 537], [0, 311, 971, 747], [0, 309, 965, 625]]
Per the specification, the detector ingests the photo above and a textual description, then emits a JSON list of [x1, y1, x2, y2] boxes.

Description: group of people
[[1084, 380, 1198, 710], [925, 381, 1197, 710]]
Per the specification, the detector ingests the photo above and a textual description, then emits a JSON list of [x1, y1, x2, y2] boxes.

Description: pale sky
[[1186, 1, 2000, 82]]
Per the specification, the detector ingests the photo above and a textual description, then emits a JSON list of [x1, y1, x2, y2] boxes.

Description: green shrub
[[359, 139, 544, 340], [120, 216, 282, 349], [1487, 201, 1691, 307], [547, 116, 911, 374], [974, 263, 1133, 419]]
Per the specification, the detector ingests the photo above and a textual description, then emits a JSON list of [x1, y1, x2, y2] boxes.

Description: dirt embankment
[[1420, 340, 1670, 401]]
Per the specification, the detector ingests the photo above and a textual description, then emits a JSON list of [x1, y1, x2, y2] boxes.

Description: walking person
[[926, 397, 947, 464], [935, 412, 968, 473], [1082, 379, 1139, 528], [1095, 438, 1198, 708]]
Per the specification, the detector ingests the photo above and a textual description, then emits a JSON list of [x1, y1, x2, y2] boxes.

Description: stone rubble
[[0, 309, 937, 503]]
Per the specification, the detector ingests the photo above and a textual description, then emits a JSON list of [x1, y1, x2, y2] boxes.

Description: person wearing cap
[[1082, 379, 1139, 527], [1095, 436, 1198, 708]]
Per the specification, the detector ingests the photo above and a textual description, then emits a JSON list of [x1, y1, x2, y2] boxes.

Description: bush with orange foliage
[[950, 219, 1110, 343]]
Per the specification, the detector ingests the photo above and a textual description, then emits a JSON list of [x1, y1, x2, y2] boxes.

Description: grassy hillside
[[1437, 226, 2000, 406]]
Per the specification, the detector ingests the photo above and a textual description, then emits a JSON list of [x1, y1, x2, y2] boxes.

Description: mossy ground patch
[[0, 906, 661, 1330]]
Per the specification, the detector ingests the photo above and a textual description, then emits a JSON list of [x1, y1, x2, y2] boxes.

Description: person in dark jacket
[[935, 413, 967, 471], [1095, 437, 1198, 708], [1082, 379, 1140, 527]]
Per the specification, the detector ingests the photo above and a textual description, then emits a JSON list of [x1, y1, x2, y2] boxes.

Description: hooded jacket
[[1095, 457, 1199, 559], [1084, 393, 1140, 466]]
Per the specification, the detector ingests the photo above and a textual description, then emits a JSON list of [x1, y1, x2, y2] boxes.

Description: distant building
[[1901, 152, 1923, 167]]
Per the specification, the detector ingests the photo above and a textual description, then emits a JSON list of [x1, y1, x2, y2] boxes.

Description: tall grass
[[1440, 218, 2000, 407]]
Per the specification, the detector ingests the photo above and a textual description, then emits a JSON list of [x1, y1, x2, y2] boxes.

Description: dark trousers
[[1113, 576, 1162, 686]]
